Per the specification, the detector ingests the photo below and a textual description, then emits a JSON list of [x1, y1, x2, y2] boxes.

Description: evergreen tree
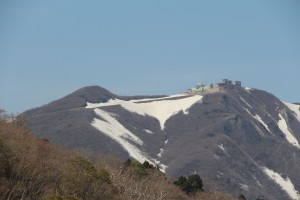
[[174, 176, 188, 191], [142, 161, 154, 169], [173, 174, 203, 195]]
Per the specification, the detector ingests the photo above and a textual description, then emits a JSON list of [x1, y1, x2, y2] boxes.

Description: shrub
[[130, 160, 148, 176], [69, 156, 99, 180], [98, 168, 110, 183]]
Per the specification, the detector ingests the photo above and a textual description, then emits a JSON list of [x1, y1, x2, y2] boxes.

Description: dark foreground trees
[[174, 174, 204, 195]]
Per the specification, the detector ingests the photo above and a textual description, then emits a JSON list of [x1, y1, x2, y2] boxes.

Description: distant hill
[[22, 81, 300, 200]]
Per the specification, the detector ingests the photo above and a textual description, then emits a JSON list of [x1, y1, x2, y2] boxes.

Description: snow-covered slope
[[92, 108, 167, 171], [87, 94, 203, 130], [87, 93, 203, 172]]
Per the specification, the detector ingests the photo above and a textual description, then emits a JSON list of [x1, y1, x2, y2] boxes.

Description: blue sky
[[1, 0, 299, 113]]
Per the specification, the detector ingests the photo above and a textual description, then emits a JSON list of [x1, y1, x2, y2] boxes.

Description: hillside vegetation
[[0, 117, 234, 200]]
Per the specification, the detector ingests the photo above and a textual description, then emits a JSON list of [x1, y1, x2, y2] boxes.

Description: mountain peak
[[23, 85, 117, 116]]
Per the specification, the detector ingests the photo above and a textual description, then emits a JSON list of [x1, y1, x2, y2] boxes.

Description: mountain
[[22, 81, 300, 200]]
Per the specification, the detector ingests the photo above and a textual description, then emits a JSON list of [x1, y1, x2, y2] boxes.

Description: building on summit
[[186, 79, 241, 94], [218, 79, 241, 87]]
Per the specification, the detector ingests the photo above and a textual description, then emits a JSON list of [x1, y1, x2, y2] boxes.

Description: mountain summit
[[23, 80, 300, 200]]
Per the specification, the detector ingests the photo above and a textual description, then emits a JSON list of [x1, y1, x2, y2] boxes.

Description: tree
[[142, 161, 154, 169], [174, 174, 203, 195], [129, 160, 148, 176], [174, 176, 188, 191], [239, 194, 246, 200], [186, 174, 203, 193]]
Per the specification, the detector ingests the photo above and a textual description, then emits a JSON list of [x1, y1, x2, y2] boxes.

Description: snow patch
[[253, 176, 262, 188], [240, 96, 253, 108], [244, 107, 271, 134], [218, 143, 225, 151], [143, 129, 153, 134], [87, 94, 203, 130], [284, 102, 300, 122], [152, 158, 168, 172], [261, 166, 300, 200], [164, 139, 168, 144], [244, 107, 252, 115], [278, 114, 300, 149], [245, 87, 254, 91], [160, 164, 167, 172], [157, 148, 164, 157], [253, 114, 271, 133], [253, 123, 265, 136], [239, 183, 249, 191]]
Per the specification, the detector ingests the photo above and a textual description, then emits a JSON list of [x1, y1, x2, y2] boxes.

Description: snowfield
[[87, 94, 203, 130], [261, 166, 300, 200]]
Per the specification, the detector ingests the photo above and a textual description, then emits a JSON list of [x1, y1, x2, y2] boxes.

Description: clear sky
[[1, 0, 299, 113]]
